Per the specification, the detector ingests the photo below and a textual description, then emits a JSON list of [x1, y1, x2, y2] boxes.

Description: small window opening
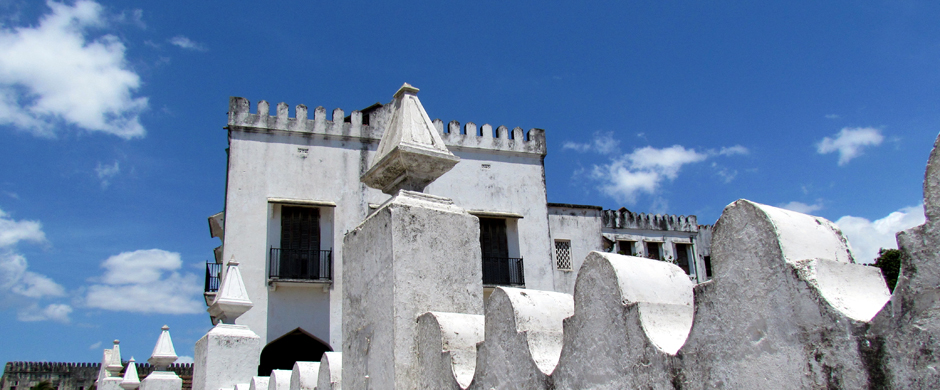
[[555, 240, 572, 270]]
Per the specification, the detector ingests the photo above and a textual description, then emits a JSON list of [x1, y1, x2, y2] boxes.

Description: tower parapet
[[601, 208, 699, 232], [226, 97, 546, 156]]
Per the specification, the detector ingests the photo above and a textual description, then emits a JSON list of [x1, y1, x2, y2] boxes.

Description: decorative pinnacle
[[148, 325, 178, 370], [360, 83, 460, 195], [208, 258, 253, 324], [393, 83, 420, 98], [119, 357, 140, 390], [106, 340, 123, 376]]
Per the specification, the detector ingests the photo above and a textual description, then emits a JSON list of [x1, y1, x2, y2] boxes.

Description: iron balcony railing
[[269, 248, 333, 282], [483, 256, 525, 286], [205, 262, 222, 293]]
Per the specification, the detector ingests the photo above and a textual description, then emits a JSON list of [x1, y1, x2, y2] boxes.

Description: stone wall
[[0, 363, 193, 390]]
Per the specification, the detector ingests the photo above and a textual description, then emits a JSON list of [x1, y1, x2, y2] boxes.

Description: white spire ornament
[[106, 340, 124, 377], [120, 357, 141, 390], [148, 325, 178, 371], [360, 83, 460, 194], [208, 259, 253, 324], [140, 326, 183, 390]]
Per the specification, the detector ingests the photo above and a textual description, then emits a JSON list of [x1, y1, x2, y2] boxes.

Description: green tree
[[873, 248, 902, 293], [30, 381, 55, 390]]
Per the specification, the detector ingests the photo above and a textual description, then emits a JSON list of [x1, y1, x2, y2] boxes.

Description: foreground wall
[[407, 134, 940, 389]]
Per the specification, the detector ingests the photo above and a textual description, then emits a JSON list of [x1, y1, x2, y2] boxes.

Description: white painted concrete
[[416, 312, 484, 389], [265, 370, 289, 390], [288, 362, 318, 390], [192, 325, 261, 390], [316, 353, 341, 390]]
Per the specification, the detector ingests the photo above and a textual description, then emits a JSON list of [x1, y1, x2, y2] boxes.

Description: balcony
[[482, 256, 525, 286], [205, 262, 222, 292], [204, 262, 222, 306], [269, 248, 333, 284]]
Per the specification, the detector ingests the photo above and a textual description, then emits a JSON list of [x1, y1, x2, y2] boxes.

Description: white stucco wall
[[218, 97, 551, 353], [546, 205, 603, 294]]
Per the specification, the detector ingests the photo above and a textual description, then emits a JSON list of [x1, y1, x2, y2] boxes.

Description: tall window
[[479, 218, 523, 285], [555, 240, 572, 270], [646, 241, 662, 260], [275, 206, 322, 279], [675, 243, 692, 275]]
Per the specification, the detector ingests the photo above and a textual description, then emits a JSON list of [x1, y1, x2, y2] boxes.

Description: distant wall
[[1, 363, 194, 390]]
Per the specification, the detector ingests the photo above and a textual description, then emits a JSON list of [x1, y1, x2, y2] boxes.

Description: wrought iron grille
[[205, 262, 222, 293], [482, 256, 525, 286], [555, 240, 572, 270], [269, 248, 332, 282]]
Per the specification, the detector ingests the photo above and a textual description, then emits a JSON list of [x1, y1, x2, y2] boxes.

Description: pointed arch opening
[[258, 328, 332, 376]]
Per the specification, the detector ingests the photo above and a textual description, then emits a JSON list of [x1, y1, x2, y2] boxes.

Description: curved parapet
[[289, 362, 318, 390], [553, 252, 693, 388], [317, 352, 341, 390], [745, 201, 890, 321], [679, 199, 890, 389], [472, 287, 573, 389], [870, 132, 940, 388], [266, 370, 290, 390], [416, 312, 484, 389]]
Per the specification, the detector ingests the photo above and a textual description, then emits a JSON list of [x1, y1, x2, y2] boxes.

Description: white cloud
[[835, 204, 925, 264], [591, 145, 708, 204], [84, 249, 203, 314], [712, 163, 738, 183], [0, 208, 70, 322], [779, 200, 824, 214], [0, 0, 147, 138], [0, 209, 45, 247], [18, 302, 71, 322], [817, 127, 884, 166], [169, 35, 205, 51], [176, 356, 194, 364], [717, 145, 749, 156], [95, 161, 119, 188], [89, 340, 102, 350], [825, 114, 840, 119], [562, 131, 619, 155]]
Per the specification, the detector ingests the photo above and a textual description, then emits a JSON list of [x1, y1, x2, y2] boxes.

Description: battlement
[[4, 362, 100, 372], [2, 362, 193, 374], [226, 97, 546, 155], [601, 208, 699, 232]]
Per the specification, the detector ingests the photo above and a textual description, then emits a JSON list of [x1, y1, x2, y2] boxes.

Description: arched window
[[258, 328, 332, 376]]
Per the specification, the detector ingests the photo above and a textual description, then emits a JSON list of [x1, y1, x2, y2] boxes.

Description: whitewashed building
[[205, 84, 711, 374]]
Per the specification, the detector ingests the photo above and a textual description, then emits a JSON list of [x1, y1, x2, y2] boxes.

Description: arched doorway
[[258, 328, 332, 376]]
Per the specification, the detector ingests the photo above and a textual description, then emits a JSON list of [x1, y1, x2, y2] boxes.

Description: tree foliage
[[873, 248, 902, 293]]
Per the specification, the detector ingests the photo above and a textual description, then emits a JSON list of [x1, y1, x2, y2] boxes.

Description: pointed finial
[[120, 357, 140, 390], [393, 83, 419, 98], [208, 259, 253, 324], [360, 83, 460, 195], [106, 340, 123, 376], [148, 325, 178, 370]]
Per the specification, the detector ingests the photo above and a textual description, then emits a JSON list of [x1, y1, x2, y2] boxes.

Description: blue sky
[[1, 0, 938, 364]]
